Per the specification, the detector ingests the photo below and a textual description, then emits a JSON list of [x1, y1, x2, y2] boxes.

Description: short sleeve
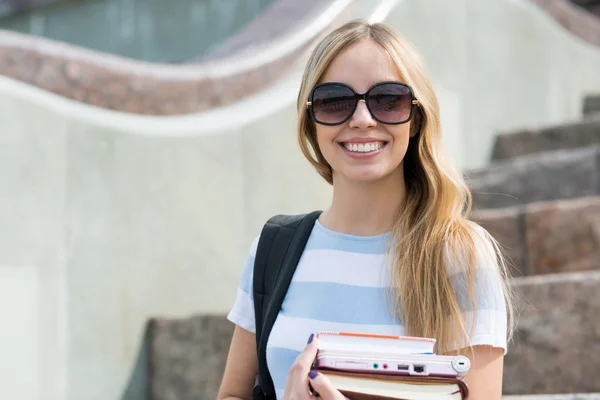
[[444, 224, 509, 353], [227, 236, 260, 334]]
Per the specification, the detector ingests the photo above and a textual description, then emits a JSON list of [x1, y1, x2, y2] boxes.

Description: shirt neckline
[[314, 219, 392, 242]]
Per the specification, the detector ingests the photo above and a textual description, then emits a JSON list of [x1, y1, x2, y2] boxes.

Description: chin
[[339, 167, 393, 183]]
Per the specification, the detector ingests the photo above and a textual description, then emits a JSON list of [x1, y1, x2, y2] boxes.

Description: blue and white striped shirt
[[227, 219, 507, 399]]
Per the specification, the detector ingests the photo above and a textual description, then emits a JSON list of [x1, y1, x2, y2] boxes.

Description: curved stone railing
[[571, 0, 600, 17], [1, 0, 598, 118], [0, 0, 355, 115], [532, 0, 600, 47]]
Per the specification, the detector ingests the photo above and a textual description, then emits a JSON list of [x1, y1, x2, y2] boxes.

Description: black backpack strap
[[252, 211, 322, 400]]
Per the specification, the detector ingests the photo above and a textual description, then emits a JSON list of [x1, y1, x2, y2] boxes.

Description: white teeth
[[343, 142, 384, 153]]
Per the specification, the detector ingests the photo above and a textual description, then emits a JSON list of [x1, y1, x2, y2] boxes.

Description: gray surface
[[467, 146, 600, 209], [199, 0, 335, 61], [0, 0, 70, 18], [0, 0, 275, 62]]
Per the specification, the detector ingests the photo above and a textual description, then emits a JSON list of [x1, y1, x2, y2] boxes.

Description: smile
[[340, 141, 387, 153]]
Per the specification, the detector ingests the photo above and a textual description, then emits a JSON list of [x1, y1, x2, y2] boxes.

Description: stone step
[[146, 271, 600, 398], [148, 315, 234, 400], [467, 146, 600, 209], [472, 196, 600, 276], [584, 95, 600, 116], [491, 117, 600, 161], [504, 270, 600, 395]]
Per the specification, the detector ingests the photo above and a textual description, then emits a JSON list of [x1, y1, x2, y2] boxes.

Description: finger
[[296, 333, 320, 371], [308, 370, 345, 400], [298, 333, 319, 365], [289, 334, 320, 382]]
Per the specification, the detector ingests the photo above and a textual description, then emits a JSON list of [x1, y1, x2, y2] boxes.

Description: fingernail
[[308, 370, 319, 379], [307, 333, 314, 344]]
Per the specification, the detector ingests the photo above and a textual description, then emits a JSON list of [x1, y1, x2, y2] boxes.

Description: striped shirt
[[227, 219, 508, 399]]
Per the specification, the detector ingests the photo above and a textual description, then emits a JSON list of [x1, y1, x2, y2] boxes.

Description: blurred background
[[0, 0, 599, 399]]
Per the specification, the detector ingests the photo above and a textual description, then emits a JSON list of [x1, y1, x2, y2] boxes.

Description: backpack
[[252, 210, 323, 400]]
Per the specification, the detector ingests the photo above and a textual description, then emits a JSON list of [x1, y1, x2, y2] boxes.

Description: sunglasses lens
[[311, 84, 356, 124], [367, 83, 413, 123]]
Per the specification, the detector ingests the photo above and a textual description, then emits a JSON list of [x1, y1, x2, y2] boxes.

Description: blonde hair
[[296, 20, 516, 354]]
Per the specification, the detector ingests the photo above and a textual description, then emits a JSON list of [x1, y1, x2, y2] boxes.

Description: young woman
[[218, 19, 516, 400]]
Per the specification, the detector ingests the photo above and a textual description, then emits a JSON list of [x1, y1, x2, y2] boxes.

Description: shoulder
[[443, 220, 500, 275], [264, 211, 322, 228], [245, 235, 260, 259]]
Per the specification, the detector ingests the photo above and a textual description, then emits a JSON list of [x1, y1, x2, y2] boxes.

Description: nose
[[349, 99, 377, 130]]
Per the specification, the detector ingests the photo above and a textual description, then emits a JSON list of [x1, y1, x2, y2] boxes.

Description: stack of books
[[313, 332, 469, 400]]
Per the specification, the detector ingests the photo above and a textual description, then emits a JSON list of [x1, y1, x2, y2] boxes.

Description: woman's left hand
[[307, 370, 349, 399]]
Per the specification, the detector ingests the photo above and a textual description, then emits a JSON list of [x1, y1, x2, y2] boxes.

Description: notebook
[[315, 370, 468, 400]]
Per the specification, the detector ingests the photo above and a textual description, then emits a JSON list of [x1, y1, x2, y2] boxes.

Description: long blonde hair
[[296, 20, 516, 354]]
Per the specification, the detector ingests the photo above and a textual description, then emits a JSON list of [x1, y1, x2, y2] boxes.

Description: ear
[[410, 108, 423, 138]]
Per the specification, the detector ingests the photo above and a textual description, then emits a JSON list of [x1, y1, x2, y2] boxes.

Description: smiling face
[[314, 39, 416, 185]]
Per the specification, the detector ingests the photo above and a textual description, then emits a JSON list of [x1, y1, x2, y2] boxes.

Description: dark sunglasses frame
[[306, 81, 420, 126]]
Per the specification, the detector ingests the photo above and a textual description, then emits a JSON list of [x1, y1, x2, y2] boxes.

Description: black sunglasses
[[306, 81, 419, 126]]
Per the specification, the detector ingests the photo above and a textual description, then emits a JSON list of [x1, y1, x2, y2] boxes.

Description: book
[[317, 370, 468, 400], [317, 331, 436, 355]]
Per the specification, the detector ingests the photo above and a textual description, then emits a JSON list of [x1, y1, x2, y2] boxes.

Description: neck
[[320, 166, 406, 236]]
